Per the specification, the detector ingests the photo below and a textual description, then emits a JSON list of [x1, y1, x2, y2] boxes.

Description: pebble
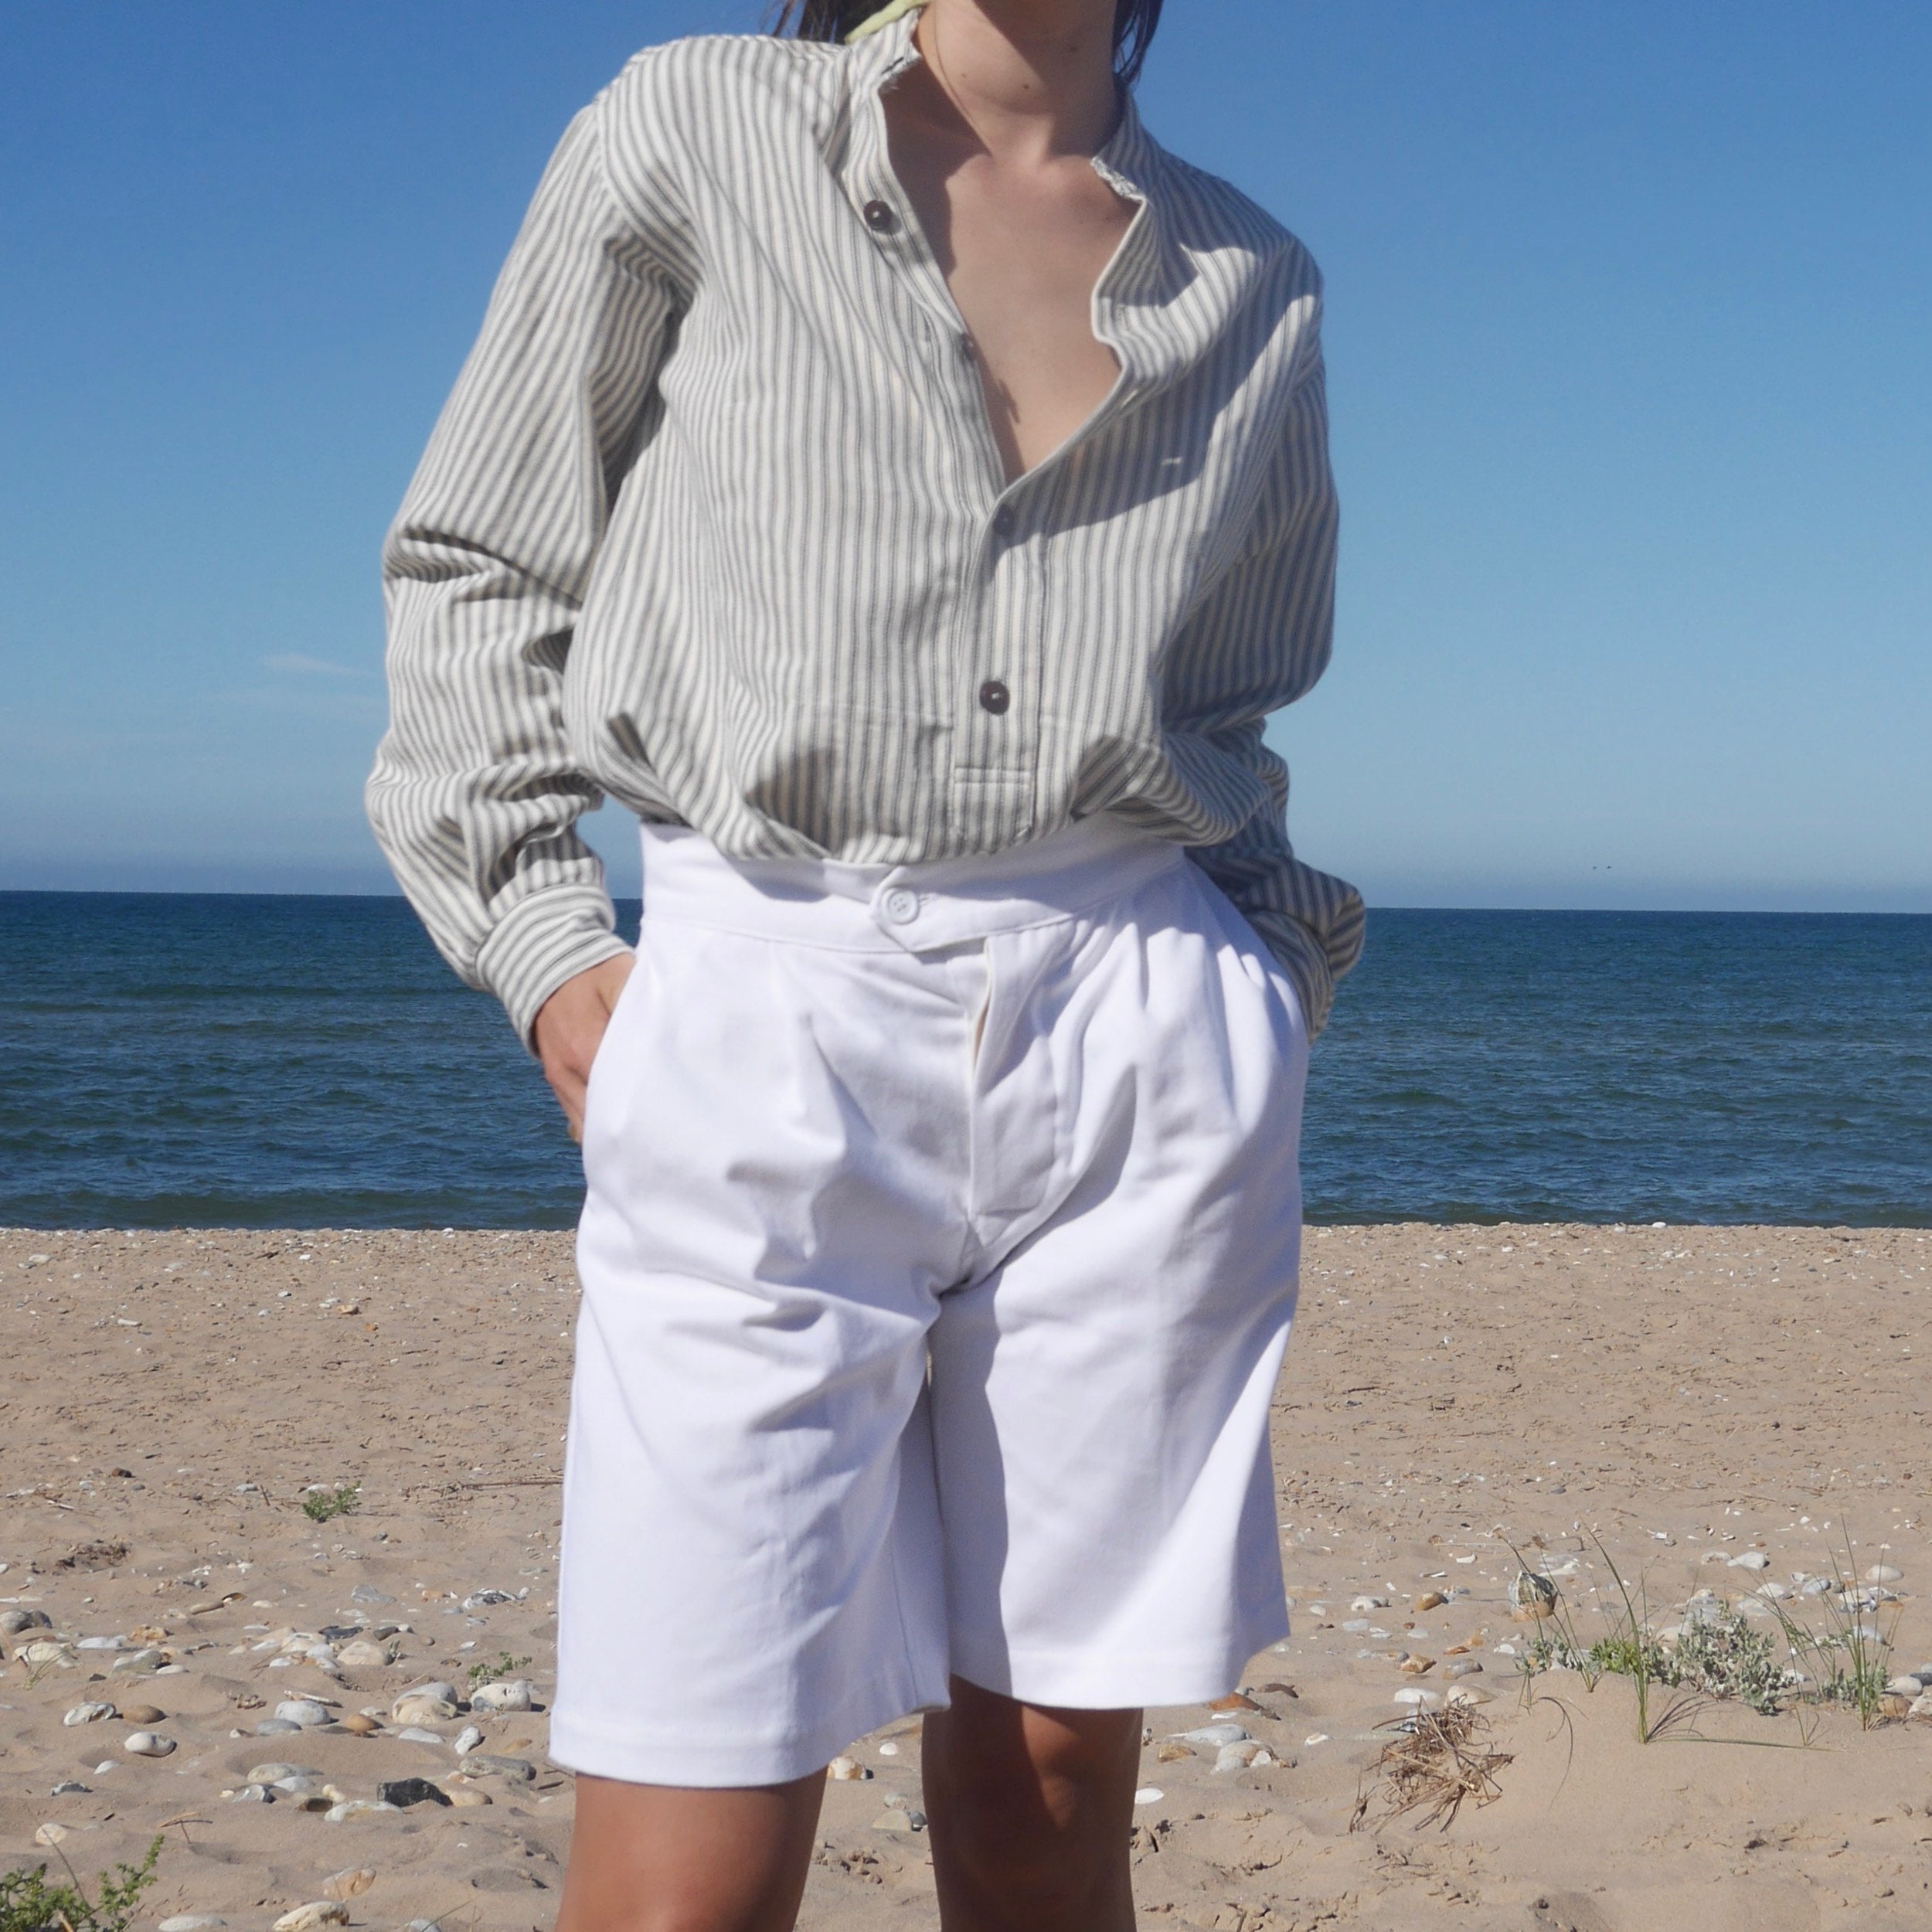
[[35, 1824, 73, 1847], [1885, 1675, 1924, 1696], [336, 1639, 397, 1669], [276, 1699, 335, 1730], [1878, 1694, 1913, 1720], [1133, 1787, 1164, 1805], [871, 1811, 923, 1833], [121, 1702, 165, 1724], [1393, 1689, 1443, 1710], [228, 1785, 274, 1804], [341, 1713, 380, 1736], [110, 1647, 165, 1674], [1445, 1659, 1484, 1679], [1155, 1742, 1194, 1763], [1909, 1695, 1932, 1720], [446, 1786, 492, 1809], [50, 1781, 91, 1796], [159, 1916, 229, 1930], [1212, 1741, 1277, 1774], [1209, 1692, 1264, 1713], [349, 1584, 395, 1604], [246, 1762, 319, 1784], [826, 1757, 872, 1781], [1171, 1723, 1250, 1747], [324, 1800, 401, 1822], [456, 1753, 536, 1784], [1413, 1592, 1447, 1612], [376, 1777, 451, 1808], [1511, 1571, 1559, 1612], [273, 1903, 351, 1931], [468, 1679, 534, 1713], [1400, 1656, 1436, 1675], [462, 1590, 515, 1609], [1447, 1685, 1495, 1706], [452, 1724, 484, 1755], [63, 1701, 118, 1726], [321, 1869, 376, 1903], [124, 1731, 175, 1757], [77, 1634, 132, 1651], [1341, 1619, 1372, 1634], [1350, 1596, 1389, 1612], [254, 1719, 304, 1735], [396, 1726, 447, 1746], [1303, 1733, 1330, 1746], [1867, 1564, 1904, 1584], [0, 1608, 53, 1635], [1728, 1551, 1770, 1570]]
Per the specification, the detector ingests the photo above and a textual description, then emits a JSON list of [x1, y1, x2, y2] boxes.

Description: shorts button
[[862, 199, 899, 234], [880, 886, 920, 925], [978, 679, 1011, 715]]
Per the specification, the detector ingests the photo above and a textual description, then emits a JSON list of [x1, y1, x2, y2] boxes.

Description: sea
[[2, 892, 1927, 1230]]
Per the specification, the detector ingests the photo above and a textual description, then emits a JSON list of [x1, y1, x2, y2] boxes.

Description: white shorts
[[548, 818, 1308, 1787]]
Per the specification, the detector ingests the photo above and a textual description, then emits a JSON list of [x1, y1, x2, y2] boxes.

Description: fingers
[[534, 953, 636, 1142]]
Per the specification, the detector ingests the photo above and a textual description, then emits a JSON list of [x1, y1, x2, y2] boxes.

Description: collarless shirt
[[367, 15, 1364, 1047]]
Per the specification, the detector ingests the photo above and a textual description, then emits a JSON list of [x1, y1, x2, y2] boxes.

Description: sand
[[3, 1221, 1929, 1930]]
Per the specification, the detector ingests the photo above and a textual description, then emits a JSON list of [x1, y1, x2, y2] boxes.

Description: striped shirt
[[366, 12, 1363, 1047]]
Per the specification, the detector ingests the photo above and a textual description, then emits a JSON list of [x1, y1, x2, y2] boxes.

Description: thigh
[[932, 862, 1309, 1709], [553, 919, 971, 1785]]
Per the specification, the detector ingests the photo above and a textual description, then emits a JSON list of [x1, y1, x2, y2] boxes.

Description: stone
[[21, 1639, 75, 1667], [1867, 1564, 1905, 1584], [341, 1713, 379, 1736], [1212, 1740, 1270, 1773], [349, 1585, 395, 1604], [63, 1701, 117, 1726], [1511, 1571, 1559, 1611], [245, 1762, 320, 1784], [457, 1753, 536, 1783], [1445, 1659, 1484, 1679], [395, 1726, 445, 1745], [228, 1785, 274, 1804], [826, 1757, 871, 1781], [1393, 1688, 1442, 1710], [446, 1785, 492, 1808], [376, 1777, 451, 1808], [120, 1702, 165, 1724], [254, 1719, 304, 1736], [1400, 1656, 1436, 1675], [110, 1647, 165, 1674], [320, 1869, 376, 1903], [1341, 1619, 1372, 1635], [1155, 1742, 1194, 1763], [391, 1694, 459, 1726], [451, 1724, 484, 1755], [124, 1731, 175, 1757], [1132, 1786, 1164, 1804], [468, 1679, 534, 1713], [273, 1903, 351, 1931], [274, 1699, 334, 1729], [336, 1639, 397, 1669], [1886, 1675, 1925, 1696], [1209, 1692, 1263, 1713], [77, 1634, 132, 1650], [35, 1824, 73, 1847], [1171, 1723, 1250, 1747], [1878, 1693, 1913, 1720], [1729, 1550, 1770, 1570], [1350, 1596, 1389, 1612], [1413, 1592, 1448, 1612], [0, 1608, 53, 1635], [50, 1781, 91, 1796], [1447, 1685, 1495, 1706], [159, 1917, 229, 1930], [1908, 1694, 1932, 1719], [462, 1590, 515, 1609], [324, 1800, 401, 1822]]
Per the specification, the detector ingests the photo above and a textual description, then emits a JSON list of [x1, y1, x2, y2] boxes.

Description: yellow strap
[[843, 0, 928, 43]]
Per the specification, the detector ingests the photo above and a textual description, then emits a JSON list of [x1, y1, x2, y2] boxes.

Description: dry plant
[[1352, 1702, 1515, 1832]]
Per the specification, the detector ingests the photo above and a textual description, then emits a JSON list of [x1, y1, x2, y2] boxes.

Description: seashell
[[1132, 1786, 1164, 1804], [21, 1639, 76, 1667], [826, 1756, 871, 1781], [1510, 1571, 1559, 1611], [63, 1701, 118, 1726], [1350, 1596, 1389, 1613], [336, 1638, 397, 1669], [320, 1869, 375, 1903], [390, 1694, 458, 1726]]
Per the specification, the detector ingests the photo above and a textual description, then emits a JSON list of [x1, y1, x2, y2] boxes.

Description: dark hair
[[774, 0, 1164, 89]]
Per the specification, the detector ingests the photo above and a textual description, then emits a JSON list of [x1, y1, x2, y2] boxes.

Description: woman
[[368, 0, 1362, 1923]]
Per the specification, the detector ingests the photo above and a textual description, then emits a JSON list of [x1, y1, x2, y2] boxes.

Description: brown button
[[862, 199, 899, 234], [978, 679, 1011, 716]]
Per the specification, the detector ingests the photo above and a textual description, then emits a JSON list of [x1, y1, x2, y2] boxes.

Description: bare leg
[[922, 1675, 1141, 1932], [553, 1770, 826, 1932]]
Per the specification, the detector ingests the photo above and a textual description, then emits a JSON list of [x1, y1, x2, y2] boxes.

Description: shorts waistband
[[636, 818, 1185, 952]]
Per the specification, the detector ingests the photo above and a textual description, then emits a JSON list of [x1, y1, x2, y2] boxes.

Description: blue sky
[[3, 0, 1927, 908]]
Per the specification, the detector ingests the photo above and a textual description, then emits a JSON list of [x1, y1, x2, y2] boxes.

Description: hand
[[532, 953, 635, 1142]]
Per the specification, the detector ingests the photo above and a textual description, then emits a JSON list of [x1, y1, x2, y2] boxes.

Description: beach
[[4, 1220, 1928, 1930]]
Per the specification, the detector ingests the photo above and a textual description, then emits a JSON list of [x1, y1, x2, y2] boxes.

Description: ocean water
[[2, 891, 1927, 1229]]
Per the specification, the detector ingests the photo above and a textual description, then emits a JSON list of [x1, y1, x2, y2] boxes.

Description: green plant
[[1, 1835, 161, 1932], [301, 1481, 361, 1524], [467, 1651, 532, 1690], [1764, 1539, 1900, 1731]]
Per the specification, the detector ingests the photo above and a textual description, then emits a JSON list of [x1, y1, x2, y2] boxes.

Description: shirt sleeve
[[365, 94, 683, 1050], [1176, 341, 1366, 1036]]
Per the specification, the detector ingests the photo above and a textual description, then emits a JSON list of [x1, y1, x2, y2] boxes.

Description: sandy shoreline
[[4, 1221, 1929, 1930]]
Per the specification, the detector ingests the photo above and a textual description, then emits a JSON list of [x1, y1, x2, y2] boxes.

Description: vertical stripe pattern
[[367, 14, 1365, 1046]]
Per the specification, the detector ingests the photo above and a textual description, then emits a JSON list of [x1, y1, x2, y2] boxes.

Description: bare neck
[[907, 0, 1122, 165]]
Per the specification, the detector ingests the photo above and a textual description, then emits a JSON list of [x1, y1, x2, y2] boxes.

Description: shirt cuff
[[1244, 906, 1337, 1039], [474, 884, 632, 1054]]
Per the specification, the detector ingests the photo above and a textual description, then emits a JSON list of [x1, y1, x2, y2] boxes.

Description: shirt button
[[992, 505, 1015, 539], [978, 679, 1011, 716], [862, 199, 899, 234], [958, 335, 977, 364], [880, 885, 920, 925]]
